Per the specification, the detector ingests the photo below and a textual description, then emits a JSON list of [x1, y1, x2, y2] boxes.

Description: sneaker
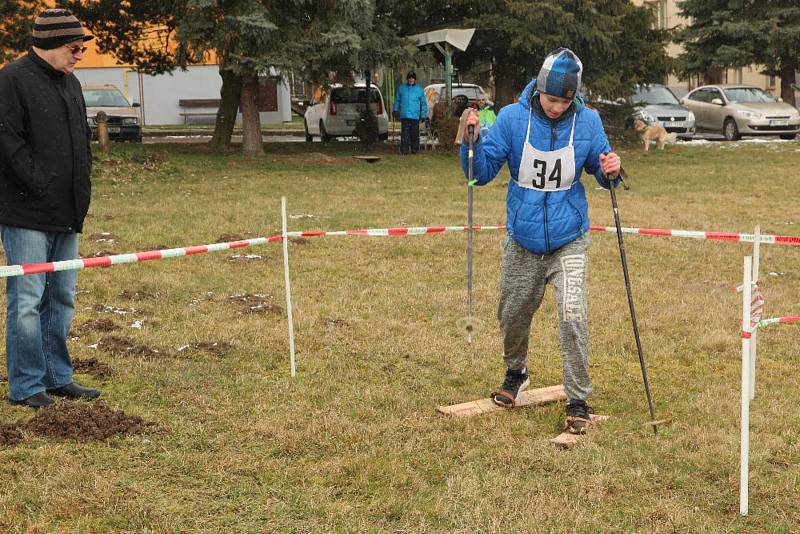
[[491, 368, 530, 408], [565, 400, 593, 434]]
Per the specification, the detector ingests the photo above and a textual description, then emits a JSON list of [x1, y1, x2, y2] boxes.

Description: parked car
[[82, 84, 142, 142], [304, 84, 389, 142], [423, 83, 492, 120], [629, 83, 696, 139], [680, 84, 800, 141]]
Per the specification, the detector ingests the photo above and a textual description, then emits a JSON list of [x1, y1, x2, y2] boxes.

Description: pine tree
[[675, 0, 761, 84], [393, 0, 672, 108], [748, 1, 800, 105], [1, 0, 42, 64], [676, 0, 799, 105]]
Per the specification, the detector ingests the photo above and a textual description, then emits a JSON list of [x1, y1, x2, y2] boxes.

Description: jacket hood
[[518, 78, 585, 121]]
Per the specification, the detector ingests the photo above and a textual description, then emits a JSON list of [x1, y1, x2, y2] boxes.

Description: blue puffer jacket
[[460, 79, 615, 254], [393, 83, 427, 120]]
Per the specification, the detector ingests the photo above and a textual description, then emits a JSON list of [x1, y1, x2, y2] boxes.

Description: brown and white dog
[[633, 119, 677, 151]]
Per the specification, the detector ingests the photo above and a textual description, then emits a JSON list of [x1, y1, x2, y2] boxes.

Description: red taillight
[[376, 98, 383, 115], [329, 100, 337, 116]]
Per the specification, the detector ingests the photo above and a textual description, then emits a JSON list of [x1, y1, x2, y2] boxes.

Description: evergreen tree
[[676, 0, 799, 105], [1, 0, 42, 64], [62, 0, 406, 154], [674, 0, 760, 84], [747, 1, 800, 105], [393, 0, 672, 108]]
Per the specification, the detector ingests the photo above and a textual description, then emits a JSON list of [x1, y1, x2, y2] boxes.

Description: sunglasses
[[64, 44, 88, 55]]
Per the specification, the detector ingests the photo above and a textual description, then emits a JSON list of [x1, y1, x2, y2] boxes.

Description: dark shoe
[[9, 391, 55, 409], [491, 367, 530, 408], [47, 382, 101, 400], [565, 400, 593, 434]]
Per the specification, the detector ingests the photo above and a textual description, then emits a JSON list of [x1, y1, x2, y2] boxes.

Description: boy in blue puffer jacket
[[393, 71, 427, 155], [461, 48, 622, 434]]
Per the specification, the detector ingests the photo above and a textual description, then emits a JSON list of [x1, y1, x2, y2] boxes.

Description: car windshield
[[631, 85, 679, 105], [83, 89, 131, 107], [723, 87, 775, 104], [331, 87, 381, 104]]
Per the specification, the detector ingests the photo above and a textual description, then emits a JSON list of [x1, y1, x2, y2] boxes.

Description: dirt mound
[[216, 233, 245, 242], [177, 341, 233, 356], [97, 335, 166, 359], [119, 289, 157, 300], [228, 293, 283, 315], [73, 358, 113, 378], [24, 400, 154, 442], [0, 424, 24, 446], [77, 318, 120, 333]]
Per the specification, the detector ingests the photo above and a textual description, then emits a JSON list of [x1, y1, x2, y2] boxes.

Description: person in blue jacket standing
[[393, 71, 427, 155], [461, 48, 621, 434]]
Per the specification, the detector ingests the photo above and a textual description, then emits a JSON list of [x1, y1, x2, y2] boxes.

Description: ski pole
[[606, 162, 659, 435], [466, 124, 475, 343]]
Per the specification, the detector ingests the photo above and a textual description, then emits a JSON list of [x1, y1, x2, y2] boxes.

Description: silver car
[[630, 83, 696, 139], [82, 84, 142, 142], [681, 84, 800, 141]]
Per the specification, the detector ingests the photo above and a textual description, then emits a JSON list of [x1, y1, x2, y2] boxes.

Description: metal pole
[[281, 196, 297, 377], [740, 255, 752, 515], [609, 178, 658, 435], [466, 125, 475, 343]]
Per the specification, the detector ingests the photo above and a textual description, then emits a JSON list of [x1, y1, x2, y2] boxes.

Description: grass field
[[1, 138, 799, 532]]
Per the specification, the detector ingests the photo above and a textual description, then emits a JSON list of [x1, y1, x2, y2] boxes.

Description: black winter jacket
[[0, 50, 92, 233]]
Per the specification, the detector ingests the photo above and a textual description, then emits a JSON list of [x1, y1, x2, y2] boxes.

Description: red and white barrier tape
[[588, 225, 800, 246], [0, 223, 797, 278], [755, 316, 800, 329]]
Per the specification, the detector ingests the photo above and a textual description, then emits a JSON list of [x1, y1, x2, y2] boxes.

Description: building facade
[[634, 0, 800, 100]]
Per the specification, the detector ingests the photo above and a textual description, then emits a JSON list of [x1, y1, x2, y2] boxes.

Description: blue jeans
[[1, 226, 79, 401], [400, 119, 420, 155]]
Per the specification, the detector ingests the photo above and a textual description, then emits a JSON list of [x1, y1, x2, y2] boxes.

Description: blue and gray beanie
[[536, 48, 583, 99]]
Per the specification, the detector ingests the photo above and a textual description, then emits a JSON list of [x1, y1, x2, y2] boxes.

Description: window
[[723, 87, 775, 104], [646, 0, 668, 29], [82, 88, 130, 107], [331, 87, 381, 104], [689, 89, 710, 103]]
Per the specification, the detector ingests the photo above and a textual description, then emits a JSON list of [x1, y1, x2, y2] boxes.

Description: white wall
[[74, 65, 293, 126]]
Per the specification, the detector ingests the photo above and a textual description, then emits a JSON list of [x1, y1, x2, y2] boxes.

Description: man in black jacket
[[0, 9, 98, 408]]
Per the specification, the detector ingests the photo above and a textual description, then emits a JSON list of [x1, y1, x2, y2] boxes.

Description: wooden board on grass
[[550, 414, 609, 449], [437, 384, 566, 417]]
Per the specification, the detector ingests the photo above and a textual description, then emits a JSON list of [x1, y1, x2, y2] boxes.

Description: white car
[[423, 83, 492, 120], [304, 84, 389, 142]]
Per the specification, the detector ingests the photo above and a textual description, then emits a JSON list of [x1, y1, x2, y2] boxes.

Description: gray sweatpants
[[498, 235, 592, 401]]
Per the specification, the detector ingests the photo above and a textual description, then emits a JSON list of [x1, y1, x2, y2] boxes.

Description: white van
[[304, 84, 389, 142]]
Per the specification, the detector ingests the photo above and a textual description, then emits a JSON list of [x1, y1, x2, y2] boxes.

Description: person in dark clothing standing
[[0, 9, 98, 408], [393, 71, 428, 155]]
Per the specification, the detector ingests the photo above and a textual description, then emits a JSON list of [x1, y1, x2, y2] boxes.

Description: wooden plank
[[437, 384, 566, 417], [550, 414, 609, 449]]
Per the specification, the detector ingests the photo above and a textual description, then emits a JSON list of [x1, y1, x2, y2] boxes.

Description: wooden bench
[[178, 98, 221, 124]]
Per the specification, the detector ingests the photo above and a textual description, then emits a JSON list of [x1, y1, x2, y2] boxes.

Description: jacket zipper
[[543, 122, 558, 254]]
